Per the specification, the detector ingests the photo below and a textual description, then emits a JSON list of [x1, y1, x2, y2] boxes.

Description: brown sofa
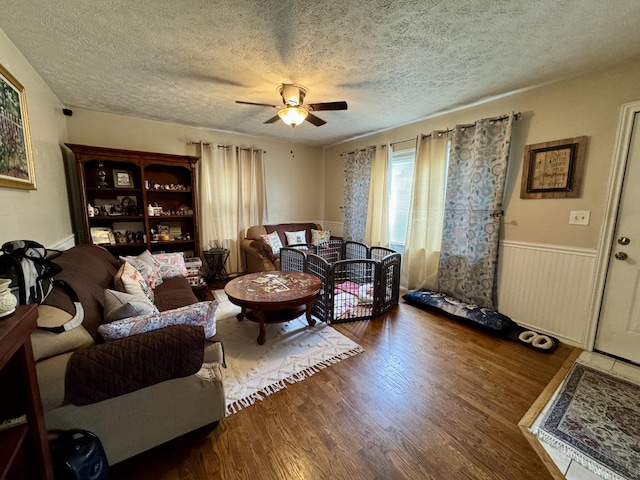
[[33, 245, 225, 465], [240, 223, 322, 273]]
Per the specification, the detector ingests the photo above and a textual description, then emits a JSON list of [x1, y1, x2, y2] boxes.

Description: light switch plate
[[569, 210, 590, 225]]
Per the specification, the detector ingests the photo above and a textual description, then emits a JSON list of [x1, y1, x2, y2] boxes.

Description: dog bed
[[402, 289, 558, 353]]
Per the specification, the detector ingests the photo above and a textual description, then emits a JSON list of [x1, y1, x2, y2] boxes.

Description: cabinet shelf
[[90, 215, 145, 221], [149, 214, 194, 220], [145, 188, 191, 193], [0, 306, 54, 479], [0, 424, 28, 478], [66, 143, 201, 257]]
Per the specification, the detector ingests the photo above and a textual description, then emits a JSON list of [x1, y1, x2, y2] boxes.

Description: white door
[[595, 110, 640, 364]]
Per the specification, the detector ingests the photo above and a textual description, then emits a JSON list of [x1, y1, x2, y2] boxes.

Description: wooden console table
[[0, 304, 54, 479]]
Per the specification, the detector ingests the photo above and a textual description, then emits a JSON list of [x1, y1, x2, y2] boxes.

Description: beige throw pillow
[[104, 289, 158, 323], [114, 261, 155, 303]]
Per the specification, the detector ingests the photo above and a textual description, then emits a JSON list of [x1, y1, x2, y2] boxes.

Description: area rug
[[535, 362, 640, 480], [211, 290, 364, 416]]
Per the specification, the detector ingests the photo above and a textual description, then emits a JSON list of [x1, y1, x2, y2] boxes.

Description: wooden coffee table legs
[[237, 301, 317, 345]]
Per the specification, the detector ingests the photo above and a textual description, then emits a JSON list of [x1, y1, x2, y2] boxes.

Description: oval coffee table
[[224, 271, 322, 345]]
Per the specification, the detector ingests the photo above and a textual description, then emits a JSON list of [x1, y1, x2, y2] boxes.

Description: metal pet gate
[[280, 240, 401, 323]]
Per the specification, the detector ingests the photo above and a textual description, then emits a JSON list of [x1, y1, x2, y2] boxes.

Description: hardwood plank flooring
[[110, 300, 577, 480]]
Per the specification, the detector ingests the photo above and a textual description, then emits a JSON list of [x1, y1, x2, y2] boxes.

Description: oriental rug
[[535, 362, 640, 480], [211, 290, 364, 416]]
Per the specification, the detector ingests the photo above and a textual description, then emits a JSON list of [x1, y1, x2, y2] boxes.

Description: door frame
[[585, 100, 640, 351]]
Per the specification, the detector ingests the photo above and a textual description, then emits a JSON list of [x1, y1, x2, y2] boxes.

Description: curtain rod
[[188, 141, 266, 153], [217, 144, 267, 154], [340, 143, 387, 157], [389, 111, 522, 147], [189, 140, 211, 147]]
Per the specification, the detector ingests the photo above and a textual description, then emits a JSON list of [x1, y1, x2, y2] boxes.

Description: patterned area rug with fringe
[[212, 290, 364, 416], [535, 362, 640, 480]]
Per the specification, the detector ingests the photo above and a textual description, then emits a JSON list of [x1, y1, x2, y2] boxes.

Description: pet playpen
[[280, 240, 401, 323]]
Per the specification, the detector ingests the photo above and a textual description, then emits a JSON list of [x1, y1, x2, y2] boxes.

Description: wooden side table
[[0, 304, 54, 479], [203, 249, 230, 280]]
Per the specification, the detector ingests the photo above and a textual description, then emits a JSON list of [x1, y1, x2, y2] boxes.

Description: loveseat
[[240, 223, 324, 273], [33, 245, 225, 465]]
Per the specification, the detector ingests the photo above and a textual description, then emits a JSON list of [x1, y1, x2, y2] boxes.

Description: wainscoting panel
[[322, 221, 343, 238], [497, 241, 597, 347]]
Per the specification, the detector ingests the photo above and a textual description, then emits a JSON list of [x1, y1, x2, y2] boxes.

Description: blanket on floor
[[402, 289, 558, 353]]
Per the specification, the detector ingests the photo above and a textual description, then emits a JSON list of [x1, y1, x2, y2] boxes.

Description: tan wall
[[0, 30, 71, 248], [65, 109, 325, 225], [324, 59, 640, 250]]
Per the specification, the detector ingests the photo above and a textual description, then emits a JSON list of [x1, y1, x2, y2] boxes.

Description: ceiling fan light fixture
[[278, 84, 307, 106], [278, 106, 308, 126]]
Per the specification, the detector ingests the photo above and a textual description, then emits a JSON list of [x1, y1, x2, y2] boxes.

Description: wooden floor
[[110, 300, 577, 480]]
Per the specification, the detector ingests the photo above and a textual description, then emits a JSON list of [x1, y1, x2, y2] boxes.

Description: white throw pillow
[[285, 230, 307, 245], [259, 231, 283, 255]]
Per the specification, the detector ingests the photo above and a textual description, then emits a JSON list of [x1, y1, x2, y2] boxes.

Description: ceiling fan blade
[[307, 101, 348, 111], [236, 100, 279, 108], [305, 113, 327, 126], [263, 115, 280, 124]]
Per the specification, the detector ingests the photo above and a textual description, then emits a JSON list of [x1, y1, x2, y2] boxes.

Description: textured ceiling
[[2, 0, 640, 146]]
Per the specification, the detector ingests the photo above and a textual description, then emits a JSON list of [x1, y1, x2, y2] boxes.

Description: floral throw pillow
[[285, 230, 307, 245], [259, 231, 283, 255], [311, 229, 331, 245], [120, 250, 163, 288], [152, 252, 188, 278], [114, 261, 154, 304], [98, 301, 218, 341]]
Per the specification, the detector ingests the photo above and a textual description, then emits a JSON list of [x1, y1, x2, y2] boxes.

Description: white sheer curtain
[[400, 132, 448, 290], [198, 145, 266, 274], [364, 144, 389, 247]]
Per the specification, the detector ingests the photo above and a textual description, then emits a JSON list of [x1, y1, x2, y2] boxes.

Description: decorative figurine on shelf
[[97, 162, 108, 188]]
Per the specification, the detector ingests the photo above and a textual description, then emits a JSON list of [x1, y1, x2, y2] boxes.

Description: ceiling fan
[[235, 84, 348, 127]]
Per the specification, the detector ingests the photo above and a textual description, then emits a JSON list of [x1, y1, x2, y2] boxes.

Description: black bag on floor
[[50, 429, 110, 480]]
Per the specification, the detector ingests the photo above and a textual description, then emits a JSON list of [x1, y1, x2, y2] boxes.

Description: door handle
[[615, 252, 628, 260], [618, 236, 631, 245]]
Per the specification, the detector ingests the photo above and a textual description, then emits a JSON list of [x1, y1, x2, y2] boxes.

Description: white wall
[[324, 59, 640, 250], [64, 109, 325, 225], [0, 30, 72, 248], [324, 59, 640, 346]]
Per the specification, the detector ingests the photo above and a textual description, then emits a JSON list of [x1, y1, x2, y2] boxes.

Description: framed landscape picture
[[0, 63, 36, 190]]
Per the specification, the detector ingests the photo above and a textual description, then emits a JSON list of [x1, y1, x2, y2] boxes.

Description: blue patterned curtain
[[436, 115, 514, 309], [342, 148, 373, 241]]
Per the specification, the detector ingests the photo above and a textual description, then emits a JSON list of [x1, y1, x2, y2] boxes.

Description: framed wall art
[[520, 136, 588, 199], [112, 169, 133, 188], [0, 63, 36, 190]]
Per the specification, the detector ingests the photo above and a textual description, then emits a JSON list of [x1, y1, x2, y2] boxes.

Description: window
[[388, 147, 416, 253]]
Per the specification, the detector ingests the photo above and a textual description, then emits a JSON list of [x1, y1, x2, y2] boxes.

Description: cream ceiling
[[2, 0, 640, 146]]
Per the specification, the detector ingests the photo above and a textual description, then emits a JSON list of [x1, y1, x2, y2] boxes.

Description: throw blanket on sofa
[[65, 324, 205, 406]]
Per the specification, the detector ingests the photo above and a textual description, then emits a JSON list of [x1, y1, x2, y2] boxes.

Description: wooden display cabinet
[[0, 305, 54, 479], [66, 144, 200, 257]]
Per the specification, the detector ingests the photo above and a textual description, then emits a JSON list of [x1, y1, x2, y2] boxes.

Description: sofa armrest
[[241, 238, 278, 273], [65, 324, 205, 406]]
